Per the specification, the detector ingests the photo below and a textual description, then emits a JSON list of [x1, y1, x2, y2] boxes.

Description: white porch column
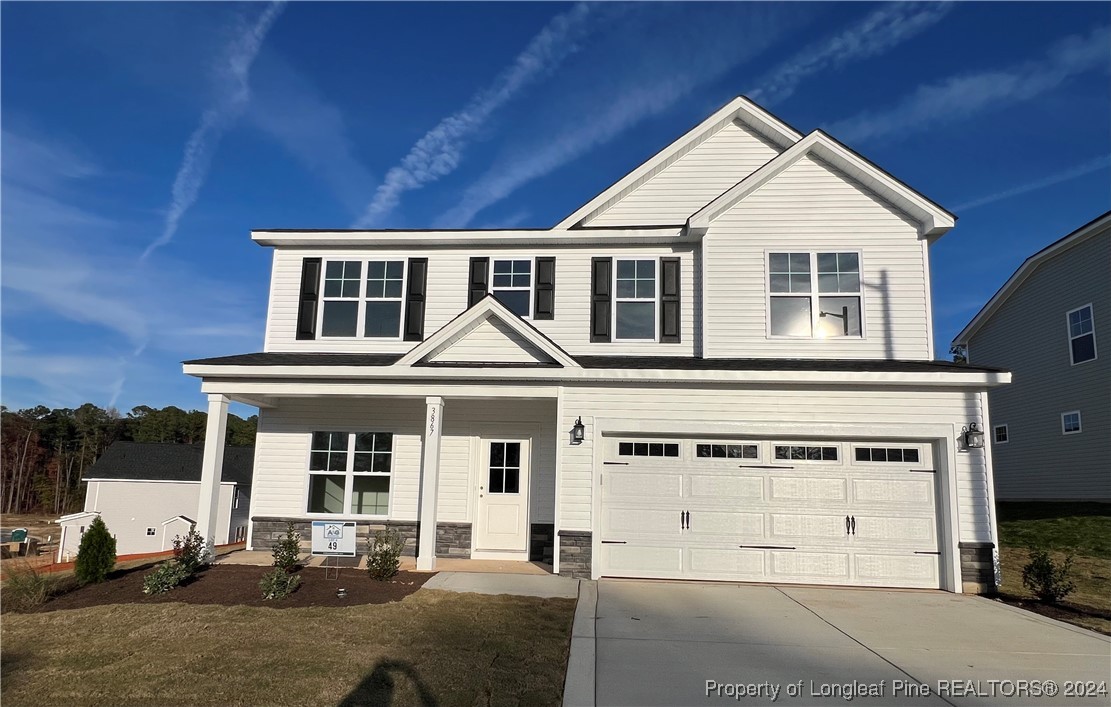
[[197, 394, 229, 557], [417, 396, 445, 571]]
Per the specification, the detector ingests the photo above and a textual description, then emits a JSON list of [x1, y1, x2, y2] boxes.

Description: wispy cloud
[[826, 25, 1111, 145], [352, 2, 596, 228], [748, 2, 954, 105], [951, 155, 1111, 212], [142, 2, 284, 260]]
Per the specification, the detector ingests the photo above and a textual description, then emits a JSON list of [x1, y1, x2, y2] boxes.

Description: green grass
[[0, 590, 575, 706], [997, 502, 1111, 558]]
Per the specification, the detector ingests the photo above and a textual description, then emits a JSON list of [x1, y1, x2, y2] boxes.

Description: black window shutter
[[660, 257, 681, 343], [534, 257, 556, 320], [403, 258, 428, 341], [468, 257, 489, 308], [590, 257, 612, 343], [296, 258, 322, 340]]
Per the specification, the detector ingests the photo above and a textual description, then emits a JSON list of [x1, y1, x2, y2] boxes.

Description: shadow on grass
[[997, 501, 1111, 522], [337, 659, 438, 707]]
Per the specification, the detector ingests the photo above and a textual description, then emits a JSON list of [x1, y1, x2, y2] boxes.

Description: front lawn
[[996, 501, 1111, 635], [1, 589, 575, 706]]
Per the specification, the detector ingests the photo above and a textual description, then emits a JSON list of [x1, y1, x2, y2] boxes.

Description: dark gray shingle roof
[[84, 442, 253, 485]]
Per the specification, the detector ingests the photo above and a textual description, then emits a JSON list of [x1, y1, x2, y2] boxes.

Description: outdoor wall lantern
[[570, 417, 585, 445], [962, 423, 985, 449]]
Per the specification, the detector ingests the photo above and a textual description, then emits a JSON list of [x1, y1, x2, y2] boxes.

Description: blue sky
[[3, 1, 1109, 415]]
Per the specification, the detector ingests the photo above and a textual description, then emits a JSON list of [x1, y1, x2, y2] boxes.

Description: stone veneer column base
[[251, 517, 419, 557], [435, 522, 472, 558], [558, 530, 592, 579], [959, 541, 997, 594], [530, 523, 555, 565]]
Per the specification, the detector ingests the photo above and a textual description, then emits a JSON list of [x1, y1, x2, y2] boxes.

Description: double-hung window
[[1061, 411, 1082, 435], [320, 260, 405, 338], [307, 431, 393, 516], [615, 259, 656, 340], [769, 252, 862, 338], [1067, 304, 1096, 365], [491, 259, 532, 317]]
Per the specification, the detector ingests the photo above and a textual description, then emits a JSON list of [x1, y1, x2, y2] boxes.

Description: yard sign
[[310, 521, 356, 557]]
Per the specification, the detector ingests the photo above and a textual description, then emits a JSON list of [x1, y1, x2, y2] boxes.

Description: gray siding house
[[955, 211, 1110, 501]]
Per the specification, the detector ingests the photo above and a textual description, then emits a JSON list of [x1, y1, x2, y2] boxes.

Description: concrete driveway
[[565, 580, 1110, 706]]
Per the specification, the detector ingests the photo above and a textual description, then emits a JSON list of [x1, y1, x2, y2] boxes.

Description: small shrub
[[260, 568, 302, 600], [74, 516, 117, 584], [272, 522, 302, 572], [142, 562, 190, 595], [172, 528, 210, 574], [3, 564, 51, 612], [367, 527, 403, 581], [1022, 548, 1076, 604]]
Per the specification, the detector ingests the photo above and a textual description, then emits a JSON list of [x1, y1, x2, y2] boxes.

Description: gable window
[[615, 259, 656, 340], [993, 425, 1008, 444], [491, 259, 532, 317], [146, 527, 157, 536], [1061, 411, 1082, 435], [1067, 305, 1096, 365], [307, 431, 393, 515], [768, 252, 862, 338], [320, 260, 406, 339]]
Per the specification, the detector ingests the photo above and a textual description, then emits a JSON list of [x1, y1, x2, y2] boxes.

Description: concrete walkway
[[565, 580, 1110, 707], [423, 571, 579, 598]]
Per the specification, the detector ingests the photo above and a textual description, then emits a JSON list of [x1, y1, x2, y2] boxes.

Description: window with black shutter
[[591, 257, 612, 342]]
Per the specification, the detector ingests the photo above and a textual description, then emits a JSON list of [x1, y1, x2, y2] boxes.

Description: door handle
[[685, 511, 691, 531], [680, 511, 685, 530], [850, 516, 856, 535], [846, 515, 851, 535]]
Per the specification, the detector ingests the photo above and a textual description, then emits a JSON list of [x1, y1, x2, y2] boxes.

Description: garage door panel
[[768, 476, 847, 503], [854, 553, 939, 587], [688, 547, 765, 576], [686, 511, 764, 538], [769, 513, 849, 541], [607, 471, 683, 500], [688, 474, 763, 500], [852, 477, 932, 505], [601, 507, 681, 537], [601, 544, 683, 575], [771, 551, 850, 580], [853, 515, 937, 546]]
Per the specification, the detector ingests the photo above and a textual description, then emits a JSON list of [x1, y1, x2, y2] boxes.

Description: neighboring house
[[954, 212, 1110, 502], [56, 442, 253, 562], [184, 96, 1010, 593]]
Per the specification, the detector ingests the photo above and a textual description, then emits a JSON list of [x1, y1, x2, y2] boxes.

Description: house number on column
[[429, 408, 436, 435]]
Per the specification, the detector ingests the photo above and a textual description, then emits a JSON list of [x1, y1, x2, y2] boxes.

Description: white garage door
[[598, 439, 941, 589]]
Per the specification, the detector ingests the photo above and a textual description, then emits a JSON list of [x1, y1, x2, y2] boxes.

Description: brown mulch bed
[[994, 593, 1111, 635], [35, 564, 430, 612]]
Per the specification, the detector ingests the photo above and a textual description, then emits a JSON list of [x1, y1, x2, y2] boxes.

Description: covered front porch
[[191, 384, 564, 574]]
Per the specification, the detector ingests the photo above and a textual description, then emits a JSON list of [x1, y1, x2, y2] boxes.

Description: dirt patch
[[994, 593, 1111, 635], [34, 563, 430, 612]]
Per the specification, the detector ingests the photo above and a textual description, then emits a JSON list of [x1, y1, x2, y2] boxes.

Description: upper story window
[[320, 260, 404, 339], [491, 259, 532, 317], [615, 259, 656, 340], [1061, 411, 1082, 435], [1067, 304, 1096, 365], [768, 252, 862, 338]]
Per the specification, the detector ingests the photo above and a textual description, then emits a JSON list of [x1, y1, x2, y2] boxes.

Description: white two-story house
[[184, 96, 1010, 593]]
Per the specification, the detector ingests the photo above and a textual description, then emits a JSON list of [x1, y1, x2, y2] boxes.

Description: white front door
[[475, 439, 530, 553]]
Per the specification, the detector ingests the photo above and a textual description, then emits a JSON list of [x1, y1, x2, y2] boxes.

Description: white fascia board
[[162, 515, 197, 526], [555, 96, 803, 229], [397, 296, 580, 368], [188, 365, 1011, 388], [953, 212, 1111, 345], [56, 511, 100, 523], [81, 478, 236, 485], [687, 131, 956, 240], [250, 228, 684, 248]]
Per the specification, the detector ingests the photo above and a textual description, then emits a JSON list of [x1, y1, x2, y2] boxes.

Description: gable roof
[[398, 295, 580, 368], [954, 210, 1111, 345], [84, 442, 254, 485], [554, 96, 804, 229], [687, 130, 956, 240]]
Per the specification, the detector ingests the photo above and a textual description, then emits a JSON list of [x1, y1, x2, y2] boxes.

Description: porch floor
[[214, 550, 553, 575]]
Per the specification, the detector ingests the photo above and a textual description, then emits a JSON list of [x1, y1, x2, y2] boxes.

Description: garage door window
[[854, 447, 920, 463], [618, 441, 680, 457], [775, 444, 838, 461], [696, 443, 758, 459]]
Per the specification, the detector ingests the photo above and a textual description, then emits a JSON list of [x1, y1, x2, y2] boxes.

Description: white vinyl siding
[[265, 246, 697, 356], [249, 397, 556, 535], [558, 384, 992, 546], [428, 318, 551, 364], [586, 119, 782, 227], [704, 154, 930, 359]]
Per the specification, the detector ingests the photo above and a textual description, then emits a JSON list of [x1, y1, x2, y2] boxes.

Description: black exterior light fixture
[[571, 417, 585, 445], [962, 423, 985, 449]]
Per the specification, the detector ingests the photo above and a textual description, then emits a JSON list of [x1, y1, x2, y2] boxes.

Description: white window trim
[[489, 257, 535, 319], [764, 250, 866, 340], [317, 259, 407, 340], [993, 424, 1008, 445], [613, 256, 660, 342], [1061, 411, 1082, 435], [304, 431, 394, 518], [145, 527, 157, 536], [1066, 303, 1097, 366]]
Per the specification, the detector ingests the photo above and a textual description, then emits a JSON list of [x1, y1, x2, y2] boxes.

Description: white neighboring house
[[184, 95, 1011, 593], [56, 442, 252, 562]]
